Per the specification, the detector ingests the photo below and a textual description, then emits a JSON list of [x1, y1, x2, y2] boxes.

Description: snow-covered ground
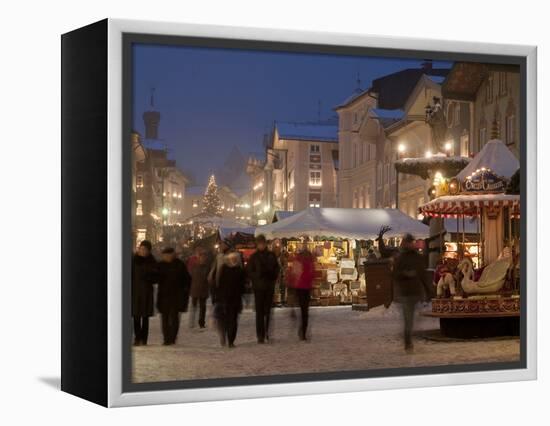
[[132, 304, 520, 383]]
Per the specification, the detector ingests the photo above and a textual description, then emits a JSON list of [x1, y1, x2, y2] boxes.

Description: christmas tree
[[202, 174, 222, 216]]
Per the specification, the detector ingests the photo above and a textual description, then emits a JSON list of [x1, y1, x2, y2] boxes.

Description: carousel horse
[[436, 270, 456, 298], [457, 255, 511, 295]]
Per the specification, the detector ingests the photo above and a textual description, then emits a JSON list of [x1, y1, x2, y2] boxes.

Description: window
[[499, 72, 508, 96], [136, 174, 144, 188], [136, 200, 143, 216], [453, 103, 460, 126], [478, 127, 486, 151], [310, 144, 320, 153], [309, 170, 322, 186], [308, 191, 321, 208], [353, 143, 358, 168], [485, 75, 494, 104], [377, 164, 382, 188], [288, 169, 295, 189], [384, 163, 390, 184], [363, 186, 370, 208], [506, 115, 515, 145], [362, 142, 368, 162], [460, 134, 470, 157]]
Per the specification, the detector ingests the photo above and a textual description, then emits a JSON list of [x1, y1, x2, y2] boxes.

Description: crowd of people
[[132, 232, 431, 353], [131, 234, 314, 348]]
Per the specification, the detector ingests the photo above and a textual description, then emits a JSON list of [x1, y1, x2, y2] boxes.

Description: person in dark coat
[[189, 248, 210, 328], [132, 240, 158, 346], [392, 234, 431, 353], [247, 234, 280, 344], [157, 247, 191, 345], [215, 251, 246, 348]]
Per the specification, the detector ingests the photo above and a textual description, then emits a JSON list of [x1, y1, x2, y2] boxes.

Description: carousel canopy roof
[[419, 193, 520, 217], [255, 207, 429, 240], [456, 139, 519, 182]]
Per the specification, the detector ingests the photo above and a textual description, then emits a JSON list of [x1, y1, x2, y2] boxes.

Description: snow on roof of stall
[[276, 121, 338, 142], [188, 215, 249, 228], [272, 210, 297, 222], [456, 139, 519, 181], [219, 226, 256, 240], [256, 207, 429, 240]]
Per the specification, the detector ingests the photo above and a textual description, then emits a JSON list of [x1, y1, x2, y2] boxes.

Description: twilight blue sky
[[132, 43, 450, 186]]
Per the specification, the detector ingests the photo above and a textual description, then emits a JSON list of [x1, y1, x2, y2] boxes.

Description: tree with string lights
[[202, 174, 222, 216]]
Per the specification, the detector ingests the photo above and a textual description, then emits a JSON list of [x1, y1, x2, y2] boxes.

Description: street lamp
[[398, 143, 406, 156], [444, 141, 452, 157]]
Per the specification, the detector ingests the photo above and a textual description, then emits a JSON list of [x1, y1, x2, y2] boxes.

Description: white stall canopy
[[255, 207, 429, 240]]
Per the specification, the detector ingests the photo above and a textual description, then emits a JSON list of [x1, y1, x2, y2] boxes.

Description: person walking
[[157, 247, 191, 345], [189, 248, 210, 328], [247, 235, 280, 344], [392, 233, 432, 353], [215, 252, 246, 348], [287, 246, 315, 341], [132, 240, 158, 346], [208, 240, 231, 304]]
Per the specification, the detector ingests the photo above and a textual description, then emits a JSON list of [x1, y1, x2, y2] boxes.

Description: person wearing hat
[[132, 240, 158, 346], [247, 234, 280, 344], [392, 233, 432, 353], [157, 247, 191, 345]]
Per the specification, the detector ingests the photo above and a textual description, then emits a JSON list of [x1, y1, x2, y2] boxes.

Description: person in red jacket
[[288, 246, 315, 341]]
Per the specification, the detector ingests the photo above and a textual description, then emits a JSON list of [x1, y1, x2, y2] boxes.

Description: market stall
[[419, 139, 520, 338], [256, 207, 429, 307]]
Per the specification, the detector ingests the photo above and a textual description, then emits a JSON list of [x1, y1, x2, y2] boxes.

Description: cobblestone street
[[133, 304, 520, 383]]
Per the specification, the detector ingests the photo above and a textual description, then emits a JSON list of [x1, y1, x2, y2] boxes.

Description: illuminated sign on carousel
[[461, 167, 508, 194]]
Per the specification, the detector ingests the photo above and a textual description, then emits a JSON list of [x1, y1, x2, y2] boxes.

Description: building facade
[[442, 62, 520, 158], [270, 121, 339, 213], [336, 64, 450, 212]]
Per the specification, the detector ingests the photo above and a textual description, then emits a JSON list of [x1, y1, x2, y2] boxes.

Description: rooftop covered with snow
[[276, 121, 339, 143], [256, 207, 429, 240]]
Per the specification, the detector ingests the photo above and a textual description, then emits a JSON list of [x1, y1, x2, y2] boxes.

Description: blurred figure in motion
[[189, 248, 210, 329], [392, 233, 431, 353], [157, 247, 191, 345], [287, 245, 315, 341], [247, 234, 280, 344], [208, 239, 231, 304], [132, 240, 158, 346], [215, 252, 246, 348]]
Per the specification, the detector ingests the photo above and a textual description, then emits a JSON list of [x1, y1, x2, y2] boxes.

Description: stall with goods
[[256, 207, 429, 307]]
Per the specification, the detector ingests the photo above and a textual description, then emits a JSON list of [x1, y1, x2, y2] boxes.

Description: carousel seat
[[460, 257, 511, 295]]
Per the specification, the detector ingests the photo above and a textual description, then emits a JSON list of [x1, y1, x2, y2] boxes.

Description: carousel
[[419, 137, 520, 338]]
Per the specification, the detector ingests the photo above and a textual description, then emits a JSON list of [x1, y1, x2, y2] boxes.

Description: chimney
[[143, 110, 160, 139], [143, 87, 160, 140]]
